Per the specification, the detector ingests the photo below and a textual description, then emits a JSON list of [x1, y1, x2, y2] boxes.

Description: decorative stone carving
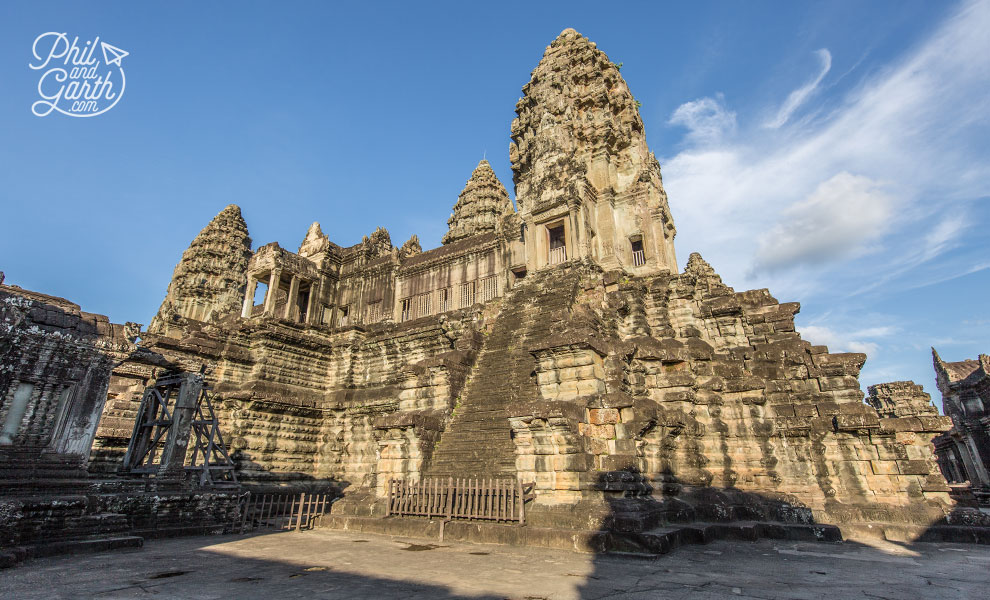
[[931, 349, 990, 503], [148, 205, 252, 335], [399, 235, 422, 259], [442, 159, 513, 245], [361, 227, 393, 258], [299, 221, 330, 258], [510, 28, 676, 273], [867, 381, 938, 418]]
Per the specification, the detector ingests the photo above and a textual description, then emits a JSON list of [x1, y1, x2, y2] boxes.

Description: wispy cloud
[[764, 49, 832, 129], [668, 94, 736, 146], [663, 0, 990, 300], [801, 323, 898, 356], [752, 172, 893, 274]]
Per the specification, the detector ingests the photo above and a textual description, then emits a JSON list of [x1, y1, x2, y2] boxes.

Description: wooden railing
[[632, 249, 646, 266], [385, 477, 534, 525], [549, 246, 567, 265], [237, 491, 334, 533]]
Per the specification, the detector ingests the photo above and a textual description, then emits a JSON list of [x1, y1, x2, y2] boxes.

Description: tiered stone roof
[[510, 29, 662, 209], [442, 159, 513, 245], [148, 204, 252, 332]]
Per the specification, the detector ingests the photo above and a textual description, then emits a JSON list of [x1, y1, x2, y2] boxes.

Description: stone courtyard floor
[[2, 529, 988, 599]]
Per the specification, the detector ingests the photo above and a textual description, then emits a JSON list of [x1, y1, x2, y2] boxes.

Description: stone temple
[[2, 29, 987, 559]]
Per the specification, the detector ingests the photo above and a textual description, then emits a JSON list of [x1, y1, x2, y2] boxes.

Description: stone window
[[337, 305, 349, 327], [366, 300, 382, 323], [459, 281, 476, 308], [520, 224, 526, 243], [512, 267, 527, 281], [0, 382, 35, 445], [400, 298, 412, 322], [548, 222, 566, 264], [438, 288, 450, 313], [414, 293, 432, 318], [631, 237, 645, 266], [480, 275, 498, 302], [47, 384, 77, 450]]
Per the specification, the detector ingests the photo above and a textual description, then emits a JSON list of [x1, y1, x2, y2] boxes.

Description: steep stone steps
[[427, 265, 584, 478], [0, 448, 90, 482]]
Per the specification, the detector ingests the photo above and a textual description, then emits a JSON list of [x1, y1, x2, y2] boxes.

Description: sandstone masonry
[[2, 29, 983, 549]]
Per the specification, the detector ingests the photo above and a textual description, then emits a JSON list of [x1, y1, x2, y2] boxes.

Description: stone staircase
[[427, 265, 583, 477], [0, 447, 95, 495]]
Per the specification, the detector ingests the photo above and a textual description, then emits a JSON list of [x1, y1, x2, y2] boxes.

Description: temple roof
[[442, 159, 513, 245]]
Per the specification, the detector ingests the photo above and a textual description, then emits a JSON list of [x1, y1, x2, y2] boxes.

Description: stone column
[[305, 279, 320, 325], [286, 275, 301, 321], [568, 208, 581, 261], [264, 269, 282, 316], [241, 274, 258, 318], [157, 373, 204, 479], [964, 431, 990, 486], [956, 437, 982, 485]]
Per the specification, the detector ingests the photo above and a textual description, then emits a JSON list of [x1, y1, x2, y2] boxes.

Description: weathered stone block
[[897, 460, 932, 475], [580, 423, 615, 439], [870, 460, 899, 475], [588, 408, 619, 425], [818, 376, 860, 392]]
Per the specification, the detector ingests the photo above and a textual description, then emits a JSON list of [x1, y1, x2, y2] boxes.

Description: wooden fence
[[385, 477, 534, 525], [238, 492, 333, 533]]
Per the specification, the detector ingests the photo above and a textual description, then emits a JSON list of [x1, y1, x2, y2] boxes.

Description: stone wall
[[502, 257, 956, 528]]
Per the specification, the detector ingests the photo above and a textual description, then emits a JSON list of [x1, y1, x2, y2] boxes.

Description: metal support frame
[[121, 371, 237, 487]]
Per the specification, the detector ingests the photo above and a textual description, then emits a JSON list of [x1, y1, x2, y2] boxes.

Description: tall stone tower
[[510, 28, 676, 273], [442, 159, 514, 245], [148, 204, 252, 335]]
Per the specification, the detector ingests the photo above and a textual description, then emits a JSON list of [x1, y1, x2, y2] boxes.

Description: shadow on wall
[[532, 467, 990, 556]]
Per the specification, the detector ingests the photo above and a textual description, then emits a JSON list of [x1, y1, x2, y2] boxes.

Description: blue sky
[[1, 1, 987, 407]]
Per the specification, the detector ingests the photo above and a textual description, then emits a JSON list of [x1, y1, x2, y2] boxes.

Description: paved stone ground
[[2, 529, 988, 599]]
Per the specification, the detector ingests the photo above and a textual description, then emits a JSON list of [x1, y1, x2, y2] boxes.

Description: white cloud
[[765, 49, 832, 129], [752, 172, 894, 273], [801, 324, 898, 356], [922, 214, 967, 261], [663, 0, 990, 298], [668, 94, 736, 146]]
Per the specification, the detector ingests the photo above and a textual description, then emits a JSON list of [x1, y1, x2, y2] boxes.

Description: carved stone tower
[[442, 159, 514, 245], [510, 28, 677, 274], [148, 204, 252, 335]]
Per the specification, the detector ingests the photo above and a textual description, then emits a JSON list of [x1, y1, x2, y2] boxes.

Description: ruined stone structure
[[866, 381, 939, 419], [932, 350, 990, 504], [0, 285, 238, 561], [4, 28, 986, 557]]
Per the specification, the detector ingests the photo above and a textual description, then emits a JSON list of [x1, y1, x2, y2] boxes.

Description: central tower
[[510, 28, 677, 274]]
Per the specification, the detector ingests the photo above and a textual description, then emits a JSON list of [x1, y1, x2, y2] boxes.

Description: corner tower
[[148, 204, 252, 335], [510, 28, 676, 273], [442, 159, 514, 245]]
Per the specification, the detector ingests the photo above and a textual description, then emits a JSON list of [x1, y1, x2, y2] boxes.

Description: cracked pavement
[[1, 529, 987, 599]]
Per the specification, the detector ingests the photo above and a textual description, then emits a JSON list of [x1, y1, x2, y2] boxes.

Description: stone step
[[426, 266, 585, 478]]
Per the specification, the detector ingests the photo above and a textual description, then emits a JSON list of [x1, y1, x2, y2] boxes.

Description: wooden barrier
[[238, 492, 334, 533], [385, 477, 535, 525]]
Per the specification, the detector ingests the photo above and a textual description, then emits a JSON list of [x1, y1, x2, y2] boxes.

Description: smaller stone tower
[[148, 205, 252, 334], [442, 159, 514, 245]]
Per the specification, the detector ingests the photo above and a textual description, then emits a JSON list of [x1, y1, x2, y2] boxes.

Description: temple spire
[[509, 27, 677, 272], [442, 159, 513, 245], [148, 204, 252, 335]]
